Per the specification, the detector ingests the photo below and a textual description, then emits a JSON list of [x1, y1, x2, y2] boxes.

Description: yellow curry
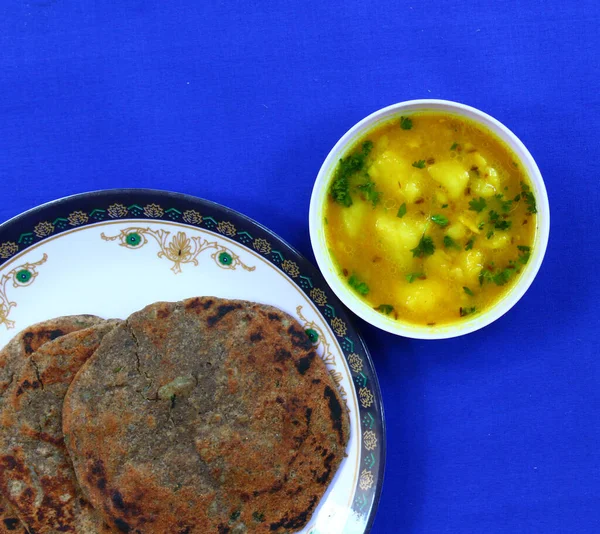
[[324, 112, 537, 326]]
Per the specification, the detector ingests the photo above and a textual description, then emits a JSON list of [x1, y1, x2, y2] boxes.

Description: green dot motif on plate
[[126, 233, 142, 247], [305, 328, 319, 344], [218, 251, 233, 265], [15, 270, 32, 284]]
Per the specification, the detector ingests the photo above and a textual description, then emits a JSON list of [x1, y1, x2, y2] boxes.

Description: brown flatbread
[[63, 297, 350, 534], [0, 316, 105, 400], [0, 316, 105, 534], [0, 320, 121, 534]]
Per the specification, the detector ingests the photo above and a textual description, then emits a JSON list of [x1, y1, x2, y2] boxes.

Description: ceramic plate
[[0, 189, 385, 534]]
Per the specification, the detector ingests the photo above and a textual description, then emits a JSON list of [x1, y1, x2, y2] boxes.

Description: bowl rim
[[309, 99, 550, 340]]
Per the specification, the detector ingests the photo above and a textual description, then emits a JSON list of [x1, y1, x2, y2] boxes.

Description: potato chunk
[[471, 177, 497, 198], [457, 250, 485, 283], [447, 222, 467, 240], [341, 201, 369, 239], [375, 215, 426, 269], [481, 233, 510, 250], [369, 150, 411, 186], [397, 279, 448, 313], [423, 250, 452, 280], [403, 175, 424, 203], [427, 160, 470, 199]]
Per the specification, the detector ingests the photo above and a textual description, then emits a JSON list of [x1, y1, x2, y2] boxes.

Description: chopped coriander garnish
[[405, 272, 425, 283], [443, 235, 460, 249], [396, 202, 407, 218], [486, 230, 494, 239], [411, 235, 435, 258], [479, 269, 494, 285], [465, 237, 475, 250], [489, 209, 511, 230], [230, 510, 241, 522], [330, 174, 352, 207], [492, 267, 515, 285], [521, 181, 537, 214], [478, 221, 485, 230], [460, 306, 477, 317], [356, 178, 382, 207], [253, 512, 266, 523], [441, 203, 449, 208], [329, 140, 373, 207], [513, 193, 521, 202], [519, 255, 530, 265], [450, 142, 458, 150], [495, 193, 513, 213], [324, 217, 328, 225], [400, 116, 413, 130], [517, 246, 531, 265], [348, 274, 369, 295], [375, 304, 394, 314], [114, 366, 123, 373], [469, 197, 487, 212], [412, 160, 426, 169], [479, 265, 517, 286], [463, 286, 474, 296], [431, 214, 449, 227]]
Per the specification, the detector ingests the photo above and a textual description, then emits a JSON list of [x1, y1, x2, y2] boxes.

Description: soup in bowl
[[309, 100, 549, 339]]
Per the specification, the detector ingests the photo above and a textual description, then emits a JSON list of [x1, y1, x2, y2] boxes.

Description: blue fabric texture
[[0, 1, 599, 532]]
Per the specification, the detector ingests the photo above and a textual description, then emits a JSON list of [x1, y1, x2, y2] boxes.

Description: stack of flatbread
[[0, 298, 349, 534]]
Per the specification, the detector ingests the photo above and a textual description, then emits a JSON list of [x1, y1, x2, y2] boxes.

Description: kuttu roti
[[0, 320, 121, 533], [0, 316, 105, 534], [63, 297, 350, 534]]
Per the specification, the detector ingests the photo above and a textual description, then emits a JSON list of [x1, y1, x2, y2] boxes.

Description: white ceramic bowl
[[309, 99, 550, 339]]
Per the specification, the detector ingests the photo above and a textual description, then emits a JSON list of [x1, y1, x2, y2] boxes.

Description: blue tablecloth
[[1, 2, 598, 532]]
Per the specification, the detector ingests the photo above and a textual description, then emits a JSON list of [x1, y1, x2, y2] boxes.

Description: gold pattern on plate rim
[[359, 469, 374, 491], [100, 227, 256, 274], [0, 242, 19, 259], [0, 254, 48, 330], [363, 430, 378, 451], [348, 353, 363, 373], [358, 387, 375, 409]]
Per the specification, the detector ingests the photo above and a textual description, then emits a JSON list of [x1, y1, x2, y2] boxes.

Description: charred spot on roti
[[156, 307, 171, 320], [113, 517, 132, 533], [295, 352, 316, 375], [324, 386, 345, 444], [274, 348, 291, 362], [287, 324, 313, 351], [2, 517, 20, 530], [249, 330, 263, 342], [268, 496, 318, 531], [207, 304, 242, 327]]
